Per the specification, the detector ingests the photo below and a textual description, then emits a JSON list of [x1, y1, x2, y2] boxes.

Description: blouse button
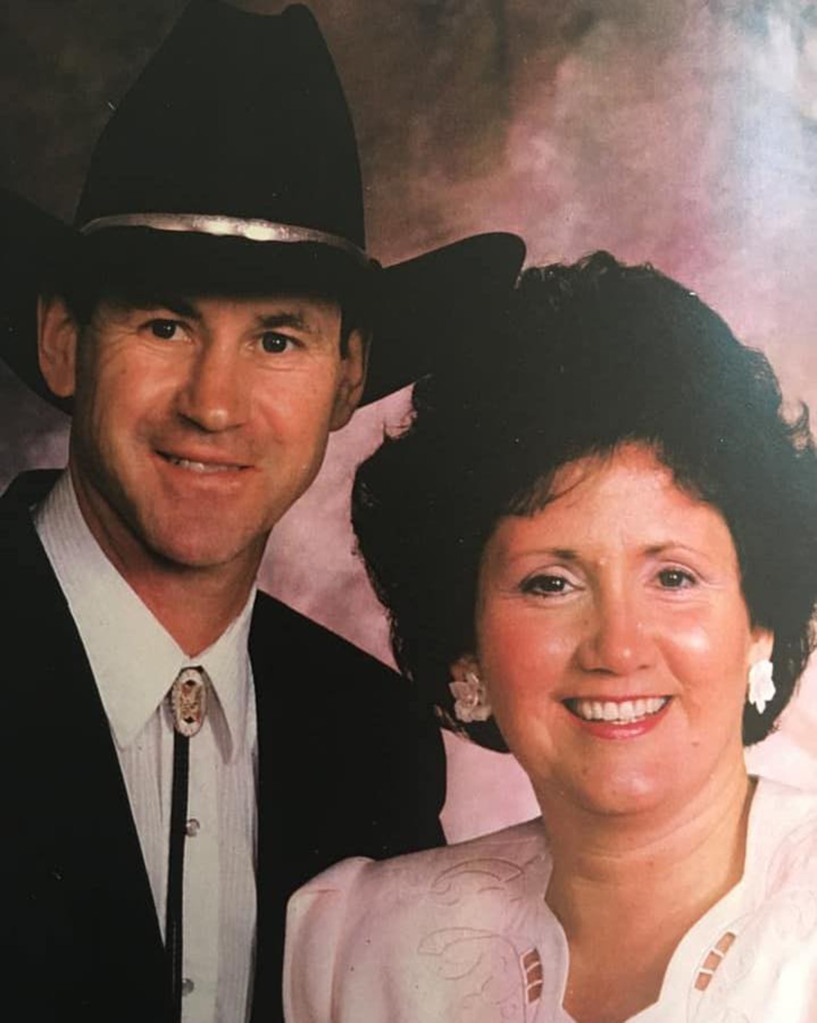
[[185, 818, 201, 837]]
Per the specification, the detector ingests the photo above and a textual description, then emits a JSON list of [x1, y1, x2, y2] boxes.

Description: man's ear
[[330, 327, 369, 431], [38, 294, 79, 399]]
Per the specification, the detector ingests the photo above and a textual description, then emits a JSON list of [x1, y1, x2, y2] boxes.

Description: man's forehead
[[95, 289, 343, 323]]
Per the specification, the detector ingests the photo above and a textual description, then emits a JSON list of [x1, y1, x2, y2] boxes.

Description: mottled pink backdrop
[[2, 0, 816, 839]]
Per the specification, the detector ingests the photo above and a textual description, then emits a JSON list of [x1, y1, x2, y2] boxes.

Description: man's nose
[[176, 343, 248, 432], [576, 592, 652, 677]]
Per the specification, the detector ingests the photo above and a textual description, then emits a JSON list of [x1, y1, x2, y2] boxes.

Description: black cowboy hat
[[0, 0, 524, 409]]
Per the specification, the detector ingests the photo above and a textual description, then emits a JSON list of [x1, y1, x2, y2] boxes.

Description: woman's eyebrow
[[643, 542, 701, 556], [504, 547, 580, 563]]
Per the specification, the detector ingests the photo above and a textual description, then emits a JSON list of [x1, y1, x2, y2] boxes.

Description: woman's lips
[[564, 695, 670, 725]]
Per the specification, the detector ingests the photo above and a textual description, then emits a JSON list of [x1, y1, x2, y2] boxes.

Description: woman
[[284, 252, 817, 1022]]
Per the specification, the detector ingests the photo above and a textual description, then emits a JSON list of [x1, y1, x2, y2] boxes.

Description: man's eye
[[657, 568, 696, 589], [260, 332, 295, 354], [147, 319, 180, 340], [521, 573, 573, 596]]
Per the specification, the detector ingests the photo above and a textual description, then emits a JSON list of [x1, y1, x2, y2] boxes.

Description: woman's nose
[[576, 594, 652, 676], [176, 344, 248, 432]]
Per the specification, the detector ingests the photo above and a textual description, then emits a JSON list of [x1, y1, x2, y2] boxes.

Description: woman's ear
[[749, 627, 774, 667], [448, 653, 492, 724], [37, 294, 79, 399], [450, 653, 481, 681]]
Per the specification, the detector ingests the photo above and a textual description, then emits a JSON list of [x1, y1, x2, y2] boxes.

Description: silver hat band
[[80, 212, 372, 268]]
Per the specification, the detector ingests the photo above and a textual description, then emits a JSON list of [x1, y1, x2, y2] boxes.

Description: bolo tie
[[166, 666, 208, 1020]]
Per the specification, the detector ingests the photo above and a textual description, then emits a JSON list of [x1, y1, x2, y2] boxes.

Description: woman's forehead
[[486, 443, 737, 559]]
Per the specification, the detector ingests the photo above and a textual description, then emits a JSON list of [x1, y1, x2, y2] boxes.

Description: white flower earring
[[449, 669, 492, 723], [748, 659, 776, 714]]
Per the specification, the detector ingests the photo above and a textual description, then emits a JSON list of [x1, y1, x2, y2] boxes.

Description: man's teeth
[[569, 696, 669, 723], [166, 455, 237, 473]]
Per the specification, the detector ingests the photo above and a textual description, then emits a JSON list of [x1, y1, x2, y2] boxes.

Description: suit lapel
[[4, 472, 171, 1018], [249, 595, 285, 1023]]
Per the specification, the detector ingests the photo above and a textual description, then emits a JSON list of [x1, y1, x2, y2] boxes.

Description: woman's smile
[[564, 695, 670, 724]]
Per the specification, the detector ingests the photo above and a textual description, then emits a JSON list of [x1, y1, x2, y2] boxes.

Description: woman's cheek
[[478, 609, 576, 708]]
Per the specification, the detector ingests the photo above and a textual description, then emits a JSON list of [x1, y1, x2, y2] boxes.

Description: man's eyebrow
[[255, 311, 311, 331], [109, 294, 202, 320], [161, 296, 201, 320]]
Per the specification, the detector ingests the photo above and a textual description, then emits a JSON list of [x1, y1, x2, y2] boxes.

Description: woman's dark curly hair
[[352, 251, 817, 749]]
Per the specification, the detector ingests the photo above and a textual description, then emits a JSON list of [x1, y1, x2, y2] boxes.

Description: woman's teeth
[[568, 696, 669, 723]]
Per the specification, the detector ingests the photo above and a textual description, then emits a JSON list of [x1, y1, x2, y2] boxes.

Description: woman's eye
[[657, 567, 696, 589], [260, 331, 295, 354], [147, 319, 181, 340], [521, 573, 573, 596]]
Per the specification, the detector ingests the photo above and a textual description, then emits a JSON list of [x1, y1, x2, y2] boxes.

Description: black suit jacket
[[2, 471, 446, 1022]]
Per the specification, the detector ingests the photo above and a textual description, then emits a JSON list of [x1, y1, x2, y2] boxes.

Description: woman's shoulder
[[290, 815, 548, 914], [750, 776, 817, 895], [284, 818, 551, 1023]]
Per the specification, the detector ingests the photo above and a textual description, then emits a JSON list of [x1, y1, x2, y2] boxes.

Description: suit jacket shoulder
[[251, 589, 441, 730], [249, 589, 446, 878]]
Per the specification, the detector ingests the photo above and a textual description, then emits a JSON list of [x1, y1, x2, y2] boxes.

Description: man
[[0, 2, 523, 1021]]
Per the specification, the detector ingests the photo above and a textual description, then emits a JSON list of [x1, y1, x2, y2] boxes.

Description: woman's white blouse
[[284, 778, 817, 1022]]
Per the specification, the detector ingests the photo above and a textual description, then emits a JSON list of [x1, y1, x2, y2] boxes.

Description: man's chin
[[146, 529, 268, 576]]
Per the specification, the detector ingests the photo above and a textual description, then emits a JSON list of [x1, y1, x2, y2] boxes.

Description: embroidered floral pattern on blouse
[[694, 891, 817, 1021], [416, 856, 545, 1022]]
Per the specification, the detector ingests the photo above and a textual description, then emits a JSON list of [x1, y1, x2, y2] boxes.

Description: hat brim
[[0, 187, 524, 410], [0, 190, 82, 412], [364, 233, 525, 405]]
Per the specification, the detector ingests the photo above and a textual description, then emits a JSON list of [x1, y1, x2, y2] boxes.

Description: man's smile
[[156, 450, 252, 474]]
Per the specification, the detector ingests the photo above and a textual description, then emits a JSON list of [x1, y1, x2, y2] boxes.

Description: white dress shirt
[[34, 470, 258, 1023]]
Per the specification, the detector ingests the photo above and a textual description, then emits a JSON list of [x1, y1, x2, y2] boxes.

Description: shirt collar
[[33, 470, 255, 759]]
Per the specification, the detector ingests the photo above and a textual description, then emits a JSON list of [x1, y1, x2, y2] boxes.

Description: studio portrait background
[[2, 0, 815, 839]]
